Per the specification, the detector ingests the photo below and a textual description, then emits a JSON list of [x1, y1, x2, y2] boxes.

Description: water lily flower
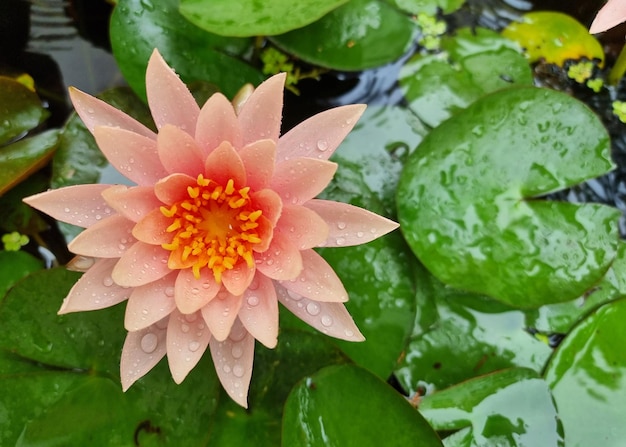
[[590, 0, 626, 34], [24, 49, 399, 407]]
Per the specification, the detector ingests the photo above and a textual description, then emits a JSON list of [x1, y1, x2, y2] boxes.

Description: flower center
[[160, 174, 262, 282]]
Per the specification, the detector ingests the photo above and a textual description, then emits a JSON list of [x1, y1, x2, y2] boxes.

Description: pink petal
[[102, 185, 163, 223], [276, 204, 329, 250], [222, 262, 255, 296], [275, 283, 364, 342], [67, 215, 136, 258], [174, 268, 220, 314], [120, 319, 168, 391], [279, 249, 348, 302], [166, 309, 211, 384], [93, 126, 169, 186], [238, 139, 276, 190], [69, 87, 156, 139], [204, 141, 246, 187], [255, 232, 303, 281], [305, 199, 399, 247], [209, 318, 255, 408], [125, 272, 177, 331], [232, 84, 254, 115], [132, 208, 172, 245], [195, 92, 242, 157], [154, 173, 196, 204], [270, 158, 337, 205], [59, 258, 130, 314], [590, 0, 626, 33], [146, 49, 200, 134], [250, 188, 283, 226], [157, 124, 205, 176], [66, 255, 96, 272], [238, 73, 286, 146], [112, 242, 172, 287], [24, 184, 115, 228], [201, 290, 243, 341], [276, 104, 366, 162], [238, 273, 278, 348]]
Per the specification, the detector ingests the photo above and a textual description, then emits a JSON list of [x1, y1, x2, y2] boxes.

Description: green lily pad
[[0, 250, 43, 303], [179, 0, 348, 37], [282, 364, 443, 447], [389, 0, 465, 15], [397, 86, 620, 308], [545, 298, 626, 447], [110, 0, 263, 100], [0, 77, 48, 146], [400, 27, 533, 128], [420, 368, 563, 446], [502, 11, 604, 67], [271, 0, 416, 71]]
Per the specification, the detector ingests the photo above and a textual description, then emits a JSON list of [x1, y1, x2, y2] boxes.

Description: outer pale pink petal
[[275, 283, 364, 342], [59, 258, 130, 314], [222, 262, 256, 297], [154, 173, 197, 204], [93, 126, 169, 186], [255, 232, 303, 280], [102, 185, 163, 223], [125, 272, 177, 331], [174, 268, 220, 314], [304, 199, 399, 247], [209, 318, 255, 408], [112, 242, 172, 287], [232, 84, 254, 115], [270, 158, 337, 205], [157, 124, 205, 176], [238, 73, 286, 146], [132, 208, 172, 245], [204, 141, 246, 187], [67, 215, 135, 258], [24, 184, 115, 228], [195, 92, 242, 156], [121, 319, 168, 391], [276, 104, 366, 162], [279, 249, 348, 302], [66, 255, 96, 272], [167, 309, 211, 384], [69, 87, 156, 139], [146, 49, 200, 134], [238, 273, 278, 348], [276, 205, 329, 250], [238, 139, 276, 190], [201, 291, 243, 341], [590, 0, 626, 33], [250, 189, 282, 226]]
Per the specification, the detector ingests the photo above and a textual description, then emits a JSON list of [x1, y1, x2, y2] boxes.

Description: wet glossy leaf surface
[[397, 86, 620, 307], [179, 0, 348, 37], [0, 251, 43, 303], [271, 0, 416, 71], [545, 298, 626, 447], [0, 77, 48, 146], [389, 0, 464, 15], [282, 364, 443, 447]]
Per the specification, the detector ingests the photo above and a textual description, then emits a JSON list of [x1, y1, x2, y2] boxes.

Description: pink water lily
[[24, 49, 398, 407], [590, 0, 626, 33]]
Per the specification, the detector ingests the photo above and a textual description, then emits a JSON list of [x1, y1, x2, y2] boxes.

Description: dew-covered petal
[[204, 140, 246, 187], [276, 205, 329, 250], [93, 126, 169, 186], [305, 199, 399, 247], [174, 268, 220, 314], [102, 185, 163, 223], [238, 73, 285, 146], [120, 319, 168, 391], [24, 184, 115, 228], [255, 232, 303, 281], [68, 215, 136, 258], [59, 258, 131, 314], [276, 104, 366, 162], [166, 309, 211, 384], [112, 241, 172, 287], [132, 208, 172, 245], [276, 283, 364, 342], [69, 87, 156, 139], [66, 255, 96, 272], [209, 318, 255, 408], [250, 188, 282, 226], [196, 92, 242, 157], [239, 273, 278, 348], [154, 173, 197, 205], [201, 290, 243, 341], [222, 262, 255, 297], [157, 124, 205, 176], [270, 158, 337, 205], [590, 0, 626, 33], [238, 139, 276, 190], [279, 249, 348, 302], [125, 272, 177, 331], [146, 49, 200, 134]]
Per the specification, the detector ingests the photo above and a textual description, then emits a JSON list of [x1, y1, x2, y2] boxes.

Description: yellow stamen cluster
[[160, 174, 262, 282]]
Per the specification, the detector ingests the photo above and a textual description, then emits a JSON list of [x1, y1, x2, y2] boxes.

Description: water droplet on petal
[[165, 287, 175, 297], [306, 302, 320, 316], [102, 277, 114, 287], [223, 365, 231, 373], [316, 140, 328, 151], [344, 329, 354, 337], [181, 323, 189, 333], [337, 222, 346, 230], [188, 341, 200, 352], [247, 295, 259, 307], [233, 364, 244, 377], [191, 287, 199, 295], [63, 207, 70, 213], [140, 333, 158, 353], [336, 237, 346, 246], [321, 315, 333, 327], [231, 345, 243, 358]]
